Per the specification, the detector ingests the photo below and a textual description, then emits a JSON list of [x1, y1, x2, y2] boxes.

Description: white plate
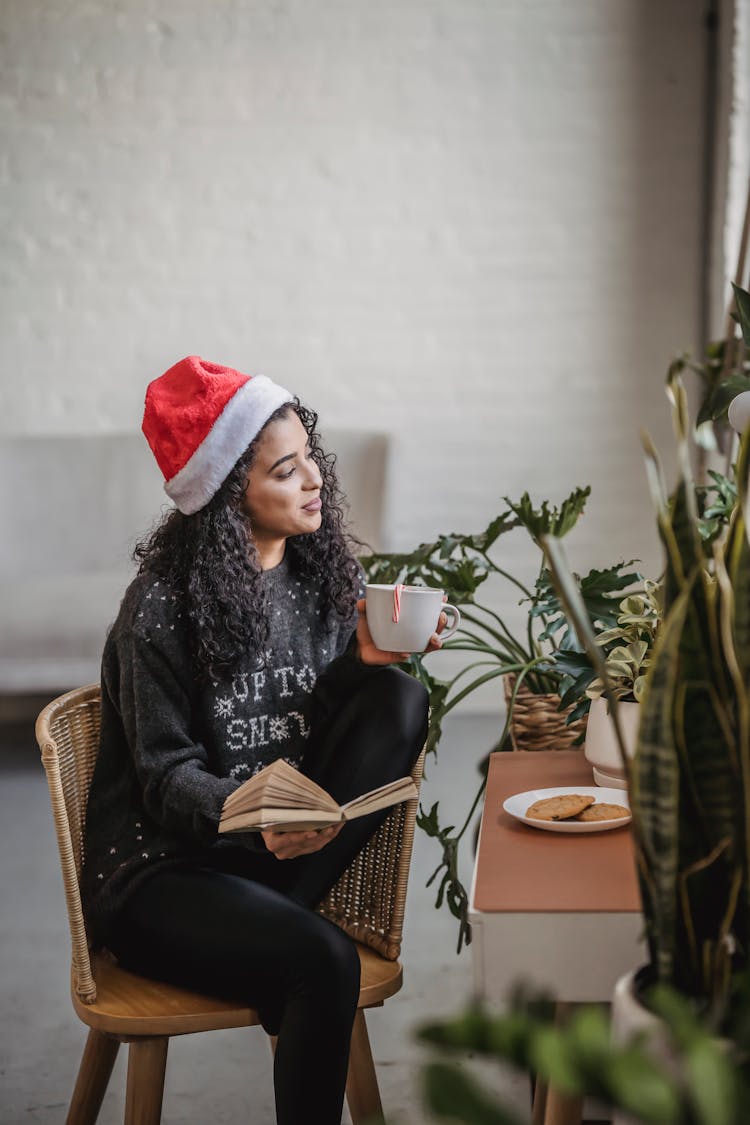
[[502, 786, 631, 834]]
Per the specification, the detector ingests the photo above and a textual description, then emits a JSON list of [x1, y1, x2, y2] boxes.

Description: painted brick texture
[[1, 0, 710, 702]]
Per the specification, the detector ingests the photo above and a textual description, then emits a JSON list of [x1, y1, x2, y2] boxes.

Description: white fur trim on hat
[[165, 375, 294, 514]]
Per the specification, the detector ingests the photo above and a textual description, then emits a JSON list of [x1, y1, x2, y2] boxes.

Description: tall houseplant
[[541, 283, 750, 1021]]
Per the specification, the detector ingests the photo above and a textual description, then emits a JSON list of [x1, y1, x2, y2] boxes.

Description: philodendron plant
[[359, 488, 642, 950], [543, 368, 750, 1027], [359, 488, 661, 757]]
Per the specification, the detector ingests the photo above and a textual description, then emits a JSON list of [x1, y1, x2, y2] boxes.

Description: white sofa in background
[[0, 429, 387, 696]]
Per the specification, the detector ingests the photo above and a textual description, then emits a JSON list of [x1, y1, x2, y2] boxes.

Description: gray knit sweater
[[81, 551, 369, 945]]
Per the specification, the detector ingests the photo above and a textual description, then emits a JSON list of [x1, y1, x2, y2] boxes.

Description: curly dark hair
[[133, 400, 363, 681]]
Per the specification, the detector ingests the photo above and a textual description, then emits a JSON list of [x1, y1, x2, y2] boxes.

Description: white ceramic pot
[[611, 967, 664, 1045], [584, 698, 640, 789], [610, 967, 675, 1125]]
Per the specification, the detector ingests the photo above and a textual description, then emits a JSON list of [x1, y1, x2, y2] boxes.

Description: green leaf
[[423, 1062, 527, 1125], [405, 658, 450, 757], [698, 467, 739, 542], [419, 1006, 504, 1053], [417, 801, 440, 837], [685, 1039, 737, 1125], [698, 373, 750, 426], [504, 486, 591, 544], [557, 664, 597, 710], [565, 1004, 611, 1063], [646, 983, 705, 1046], [530, 1027, 581, 1093], [540, 535, 632, 769], [732, 283, 750, 348], [465, 509, 521, 553], [531, 562, 643, 652], [550, 649, 593, 678], [603, 1050, 682, 1123]]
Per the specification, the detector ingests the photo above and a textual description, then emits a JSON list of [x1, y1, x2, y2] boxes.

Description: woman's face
[[242, 410, 323, 556]]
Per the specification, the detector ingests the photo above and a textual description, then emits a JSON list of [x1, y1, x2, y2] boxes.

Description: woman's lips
[[302, 497, 322, 512]]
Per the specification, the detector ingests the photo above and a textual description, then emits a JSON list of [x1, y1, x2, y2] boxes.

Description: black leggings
[[107, 667, 428, 1125]]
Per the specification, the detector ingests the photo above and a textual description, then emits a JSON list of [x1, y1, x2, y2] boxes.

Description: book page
[[222, 759, 340, 816], [341, 776, 418, 820], [219, 807, 344, 833]]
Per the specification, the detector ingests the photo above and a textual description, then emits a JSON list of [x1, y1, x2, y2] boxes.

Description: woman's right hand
[[261, 822, 343, 860]]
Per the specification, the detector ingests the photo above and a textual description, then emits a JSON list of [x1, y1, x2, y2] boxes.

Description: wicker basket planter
[[503, 674, 588, 752]]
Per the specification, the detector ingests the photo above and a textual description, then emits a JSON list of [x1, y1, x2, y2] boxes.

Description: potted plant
[[538, 283, 750, 1042], [359, 489, 651, 949], [361, 486, 662, 746], [576, 582, 660, 787]]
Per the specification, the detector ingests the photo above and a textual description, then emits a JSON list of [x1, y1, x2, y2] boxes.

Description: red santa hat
[[142, 356, 294, 514]]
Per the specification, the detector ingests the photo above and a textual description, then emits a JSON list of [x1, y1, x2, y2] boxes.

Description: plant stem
[[485, 560, 535, 601], [443, 665, 529, 712], [462, 604, 534, 659], [443, 638, 518, 661], [453, 773, 488, 844]]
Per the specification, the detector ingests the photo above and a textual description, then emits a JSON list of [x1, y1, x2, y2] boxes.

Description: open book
[[219, 758, 418, 834]]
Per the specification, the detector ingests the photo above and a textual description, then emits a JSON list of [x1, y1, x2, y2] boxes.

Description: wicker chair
[[36, 684, 425, 1125]]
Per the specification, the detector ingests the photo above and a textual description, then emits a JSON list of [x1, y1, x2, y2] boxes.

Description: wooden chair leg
[[345, 1010, 383, 1125], [542, 1085, 583, 1125], [542, 1004, 583, 1125], [124, 1037, 169, 1125], [531, 1076, 549, 1124], [65, 1029, 120, 1125]]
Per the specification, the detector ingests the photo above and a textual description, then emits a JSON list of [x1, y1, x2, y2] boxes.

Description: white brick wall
[[725, 0, 750, 285], [0, 0, 715, 705]]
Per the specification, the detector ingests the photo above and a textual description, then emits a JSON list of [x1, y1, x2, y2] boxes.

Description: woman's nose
[[304, 459, 323, 488]]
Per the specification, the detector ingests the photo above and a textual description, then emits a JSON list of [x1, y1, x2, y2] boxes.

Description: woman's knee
[[296, 918, 361, 1000], [362, 667, 428, 733]]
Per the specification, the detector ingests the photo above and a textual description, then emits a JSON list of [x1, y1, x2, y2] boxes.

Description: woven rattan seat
[[36, 683, 424, 1125]]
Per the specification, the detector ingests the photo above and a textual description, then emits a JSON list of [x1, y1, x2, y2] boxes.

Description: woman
[[81, 355, 432, 1125]]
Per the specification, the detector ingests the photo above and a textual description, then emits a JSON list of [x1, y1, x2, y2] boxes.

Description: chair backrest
[[35, 684, 101, 1003], [36, 684, 425, 1004], [318, 748, 425, 961]]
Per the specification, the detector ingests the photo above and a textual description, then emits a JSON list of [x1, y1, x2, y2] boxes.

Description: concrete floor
[[0, 711, 531, 1124]]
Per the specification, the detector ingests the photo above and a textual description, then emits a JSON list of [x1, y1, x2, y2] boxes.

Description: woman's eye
[[277, 465, 296, 480]]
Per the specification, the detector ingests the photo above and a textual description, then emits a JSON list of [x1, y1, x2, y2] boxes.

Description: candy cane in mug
[[392, 583, 404, 623]]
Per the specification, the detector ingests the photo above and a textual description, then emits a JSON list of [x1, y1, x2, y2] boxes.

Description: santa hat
[[142, 356, 294, 515]]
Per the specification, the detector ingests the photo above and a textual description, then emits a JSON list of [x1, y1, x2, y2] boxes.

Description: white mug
[[365, 584, 461, 653]]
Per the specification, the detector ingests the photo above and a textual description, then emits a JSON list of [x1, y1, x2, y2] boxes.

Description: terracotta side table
[[468, 752, 645, 1125]]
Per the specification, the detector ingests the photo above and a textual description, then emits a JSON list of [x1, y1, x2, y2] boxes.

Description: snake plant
[[542, 363, 750, 1027]]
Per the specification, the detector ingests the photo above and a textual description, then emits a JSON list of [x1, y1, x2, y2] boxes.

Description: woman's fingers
[[262, 822, 342, 859], [421, 610, 449, 654]]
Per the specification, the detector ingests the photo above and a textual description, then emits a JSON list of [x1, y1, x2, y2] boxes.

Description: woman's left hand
[[261, 822, 344, 860], [355, 598, 448, 665]]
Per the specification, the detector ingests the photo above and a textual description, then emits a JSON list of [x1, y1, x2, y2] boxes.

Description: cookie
[[576, 802, 630, 822], [525, 794, 595, 821]]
